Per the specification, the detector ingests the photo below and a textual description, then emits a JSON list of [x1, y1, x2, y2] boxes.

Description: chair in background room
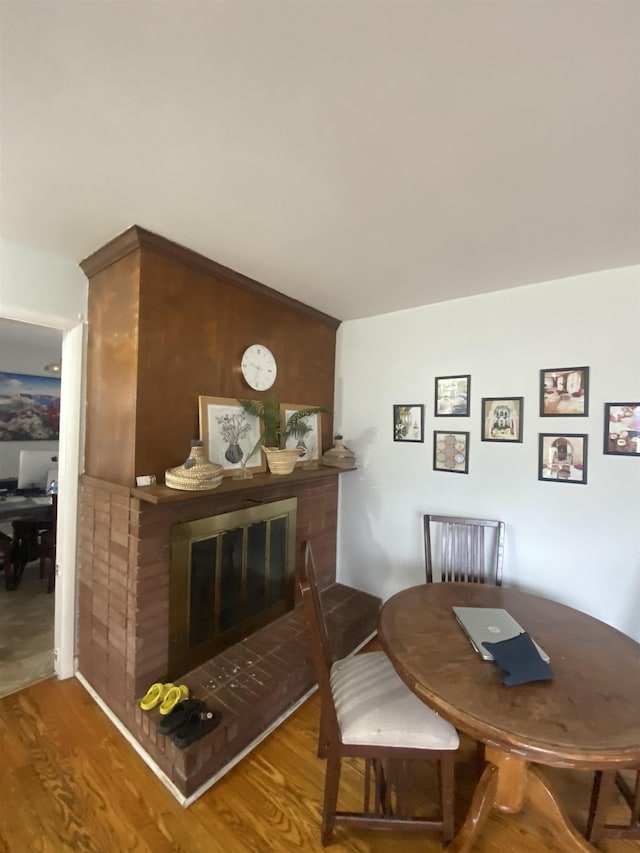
[[423, 514, 505, 586], [298, 541, 459, 846], [38, 494, 57, 594], [586, 768, 640, 843], [0, 531, 13, 590]]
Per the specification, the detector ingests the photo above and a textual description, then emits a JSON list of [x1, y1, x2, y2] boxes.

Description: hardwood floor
[[1, 675, 638, 852]]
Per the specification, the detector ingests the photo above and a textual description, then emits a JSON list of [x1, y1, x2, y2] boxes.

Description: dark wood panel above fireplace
[[80, 225, 340, 487]]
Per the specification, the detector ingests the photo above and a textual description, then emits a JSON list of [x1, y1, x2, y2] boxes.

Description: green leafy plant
[[239, 395, 328, 452]]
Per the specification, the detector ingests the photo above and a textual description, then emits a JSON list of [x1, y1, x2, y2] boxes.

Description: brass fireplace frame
[[169, 497, 298, 678]]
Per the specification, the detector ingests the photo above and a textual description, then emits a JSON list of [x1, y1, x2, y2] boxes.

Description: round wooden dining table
[[378, 582, 640, 852]]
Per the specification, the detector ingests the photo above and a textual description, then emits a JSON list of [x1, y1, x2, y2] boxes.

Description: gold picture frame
[[198, 395, 266, 477], [280, 402, 322, 468]]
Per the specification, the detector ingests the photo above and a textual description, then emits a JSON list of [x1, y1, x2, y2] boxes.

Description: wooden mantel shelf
[[80, 465, 356, 506]]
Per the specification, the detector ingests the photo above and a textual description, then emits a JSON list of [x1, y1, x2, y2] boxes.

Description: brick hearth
[[77, 468, 379, 798]]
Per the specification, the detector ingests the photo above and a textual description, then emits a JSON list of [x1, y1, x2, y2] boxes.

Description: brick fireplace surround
[[77, 468, 380, 800]]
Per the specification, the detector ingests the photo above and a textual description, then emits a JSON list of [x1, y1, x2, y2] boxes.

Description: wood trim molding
[[80, 225, 341, 328]]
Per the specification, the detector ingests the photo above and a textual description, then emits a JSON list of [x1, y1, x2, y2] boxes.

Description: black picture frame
[[433, 430, 469, 473], [540, 366, 589, 417], [434, 374, 471, 417], [393, 404, 424, 442], [603, 403, 640, 456], [481, 397, 524, 443], [538, 433, 588, 484]]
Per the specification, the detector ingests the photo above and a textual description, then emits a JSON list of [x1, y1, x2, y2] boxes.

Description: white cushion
[[330, 652, 459, 750]]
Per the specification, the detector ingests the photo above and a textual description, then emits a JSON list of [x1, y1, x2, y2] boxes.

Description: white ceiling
[[1, 0, 638, 324], [0, 317, 63, 350]]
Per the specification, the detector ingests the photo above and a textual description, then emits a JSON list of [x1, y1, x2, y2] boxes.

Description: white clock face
[[241, 344, 277, 391]]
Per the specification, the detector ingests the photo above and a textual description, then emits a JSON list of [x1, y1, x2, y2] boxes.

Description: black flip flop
[[173, 708, 222, 749], [157, 698, 204, 736]]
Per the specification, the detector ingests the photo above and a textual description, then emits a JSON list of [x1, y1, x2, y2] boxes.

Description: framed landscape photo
[[394, 404, 424, 442], [540, 366, 589, 416], [538, 433, 588, 484], [603, 403, 640, 456], [199, 395, 266, 477], [435, 374, 470, 417], [0, 371, 61, 441], [281, 402, 322, 467], [481, 397, 524, 443], [433, 430, 469, 473]]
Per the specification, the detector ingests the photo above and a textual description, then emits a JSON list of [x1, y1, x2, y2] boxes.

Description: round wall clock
[[241, 344, 277, 391]]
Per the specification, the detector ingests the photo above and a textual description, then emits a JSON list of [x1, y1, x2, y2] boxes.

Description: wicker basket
[[165, 440, 224, 491], [262, 447, 302, 475], [322, 435, 356, 469]]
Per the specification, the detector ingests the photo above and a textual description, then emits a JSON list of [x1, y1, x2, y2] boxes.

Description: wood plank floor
[[1, 675, 638, 852]]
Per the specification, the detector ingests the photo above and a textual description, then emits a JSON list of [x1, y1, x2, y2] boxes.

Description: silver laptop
[[453, 606, 550, 663]]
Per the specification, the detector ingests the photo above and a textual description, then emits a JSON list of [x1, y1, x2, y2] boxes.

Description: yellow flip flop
[[159, 684, 189, 715], [140, 682, 173, 711]]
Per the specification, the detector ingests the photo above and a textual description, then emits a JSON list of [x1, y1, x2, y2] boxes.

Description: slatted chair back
[[299, 542, 341, 745], [423, 514, 505, 585]]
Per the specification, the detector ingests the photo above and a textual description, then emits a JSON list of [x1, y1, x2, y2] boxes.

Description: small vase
[[232, 465, 253, 480]]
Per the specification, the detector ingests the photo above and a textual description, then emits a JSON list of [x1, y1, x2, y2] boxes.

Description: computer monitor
[[17, 449, 59, 492]]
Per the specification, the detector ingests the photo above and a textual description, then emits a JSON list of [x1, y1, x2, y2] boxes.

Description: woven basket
[[322, 436, 356, 469], [165, 440, 224, 491], [262, 447, 302, 475]]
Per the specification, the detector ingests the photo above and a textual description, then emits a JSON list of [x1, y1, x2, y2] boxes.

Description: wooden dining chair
[[586, 767, 640, 843], [298, 540, 459, 846], [423, 514, 505, 586]]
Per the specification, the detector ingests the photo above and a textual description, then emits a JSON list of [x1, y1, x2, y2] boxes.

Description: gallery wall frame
[[198, 395, 266, 477], [538, 433, 588, 484], [393, 404, 424, 442], [540, 366, 589, 416], [481, 397, 524, 443], [0, 371, 61, 441], [603, 403, 640, 456], [433, 430, 469, 473], [434, 374, 471, 417]]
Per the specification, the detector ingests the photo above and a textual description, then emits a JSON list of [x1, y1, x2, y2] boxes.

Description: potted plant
[[239, 395, 327, 475]]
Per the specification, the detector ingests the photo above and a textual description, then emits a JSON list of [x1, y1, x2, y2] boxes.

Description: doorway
[[0, 315, 84, 693]]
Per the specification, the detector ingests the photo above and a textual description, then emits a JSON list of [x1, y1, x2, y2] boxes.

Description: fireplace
[[77, 228, 379, 800], [77, 471, 381, 800], [169, 498, 297, 678]]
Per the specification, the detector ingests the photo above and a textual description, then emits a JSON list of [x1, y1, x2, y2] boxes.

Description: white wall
[[0, 239, 87, 328], [334, 266, 640, 641]]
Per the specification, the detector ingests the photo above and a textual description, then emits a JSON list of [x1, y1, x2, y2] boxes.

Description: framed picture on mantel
[[199, 396, 266, 477], [281, 402, 322, 467]]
